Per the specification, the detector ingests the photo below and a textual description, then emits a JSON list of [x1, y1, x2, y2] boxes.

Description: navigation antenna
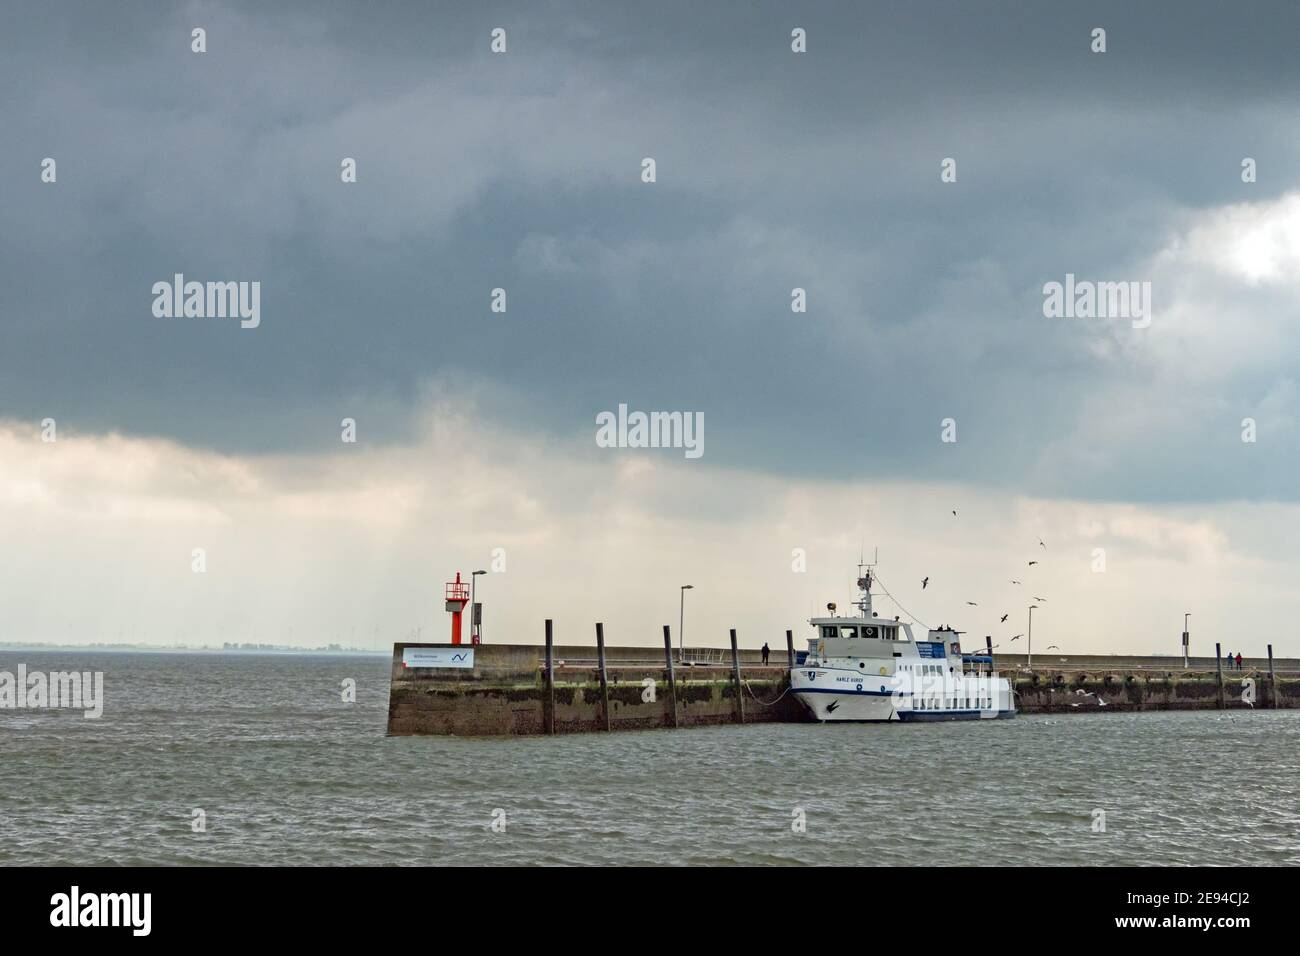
[[855, 547, 878, 618]]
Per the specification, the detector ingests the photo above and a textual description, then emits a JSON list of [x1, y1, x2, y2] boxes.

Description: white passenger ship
[[790, 565, 1014, 722]]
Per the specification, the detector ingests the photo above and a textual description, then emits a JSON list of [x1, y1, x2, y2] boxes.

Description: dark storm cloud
[[3, 1, 1300, 501]]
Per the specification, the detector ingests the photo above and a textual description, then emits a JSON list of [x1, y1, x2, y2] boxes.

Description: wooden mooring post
[[785, 629, 795, 668], [544, 619, 556, 734], [596, 622, 611, 731], [662, 625, 679, 728], [730, 628, 745, 724], [1215, 641, 1224, 710], [1268, 643, 1278, 710]]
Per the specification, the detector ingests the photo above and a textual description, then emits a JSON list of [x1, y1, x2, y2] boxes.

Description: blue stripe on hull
[[898, 710, 1016, 721]]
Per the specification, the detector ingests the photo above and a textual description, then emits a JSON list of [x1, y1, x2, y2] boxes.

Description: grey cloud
[[3, 1, 1300, 501]]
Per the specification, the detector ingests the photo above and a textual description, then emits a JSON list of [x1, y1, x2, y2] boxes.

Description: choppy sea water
[[2, 650, 1297, 866]]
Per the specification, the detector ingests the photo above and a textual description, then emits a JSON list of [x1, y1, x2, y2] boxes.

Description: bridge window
[[838, 625, 858, 639]]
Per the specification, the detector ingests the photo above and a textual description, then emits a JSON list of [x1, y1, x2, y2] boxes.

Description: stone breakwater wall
[[388, 643, 1298, 735]]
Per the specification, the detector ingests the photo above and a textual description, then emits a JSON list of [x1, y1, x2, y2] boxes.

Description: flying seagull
[[966, 601, 978, 606], [1010, 635, 1022, 642], [1028, 561, 1039, 566], [952, 510, 957, 516], [1047, 645, 1060, 651], [1010, 579, 1022, 585], [1033, 596, 1047, 602], [1038, 538, 1046, 549], [1000, 613, 1008, 623], [921, 576, 929, 589]]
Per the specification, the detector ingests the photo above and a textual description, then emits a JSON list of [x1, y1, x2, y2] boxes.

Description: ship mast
[[855, 548, 878, 619]]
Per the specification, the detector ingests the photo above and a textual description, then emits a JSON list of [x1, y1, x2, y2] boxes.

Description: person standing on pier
[[1236, 652, 1243, 670], [762, 642, 770, 665]]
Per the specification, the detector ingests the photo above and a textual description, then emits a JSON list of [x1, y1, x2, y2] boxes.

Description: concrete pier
[[388, 641, 803, 735], [387, 642, 1299, 736]]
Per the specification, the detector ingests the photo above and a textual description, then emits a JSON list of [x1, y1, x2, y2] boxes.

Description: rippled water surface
[[3, 651, 1297, 866]]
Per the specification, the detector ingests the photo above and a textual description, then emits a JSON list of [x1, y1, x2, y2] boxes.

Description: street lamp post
[[679, 585, 694, 663], [471, 570, 487, 644], [1027, 605, 1039, 670], [1183, 613, 1190, 669]]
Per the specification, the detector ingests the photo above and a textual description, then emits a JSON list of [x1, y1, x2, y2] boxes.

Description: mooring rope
[[743, 678, 791, 706]]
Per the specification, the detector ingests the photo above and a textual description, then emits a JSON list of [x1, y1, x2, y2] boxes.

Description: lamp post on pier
[[679, 585, 694, 663], [470, 569, 486, 644], [1027, 605, 1039, 670]]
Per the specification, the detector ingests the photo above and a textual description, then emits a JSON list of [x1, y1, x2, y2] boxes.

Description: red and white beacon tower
[[445, 572, 470, 644]]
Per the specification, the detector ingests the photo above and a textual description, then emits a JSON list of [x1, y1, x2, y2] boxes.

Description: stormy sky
[[3, 1, 1299, 652]]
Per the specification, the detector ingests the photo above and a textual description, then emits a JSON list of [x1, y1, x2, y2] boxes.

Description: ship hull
[[790, 664, 1015, 723], [794, 688, 899, 722]]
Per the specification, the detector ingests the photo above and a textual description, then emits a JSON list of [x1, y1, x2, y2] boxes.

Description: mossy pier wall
[[1005, 654, 1299, 713], [387, 641, 1300, 736], [387, 640, 805, 736]]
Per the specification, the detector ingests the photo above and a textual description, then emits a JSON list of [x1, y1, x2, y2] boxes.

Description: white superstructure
[[790, 564, 1015, 722]]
